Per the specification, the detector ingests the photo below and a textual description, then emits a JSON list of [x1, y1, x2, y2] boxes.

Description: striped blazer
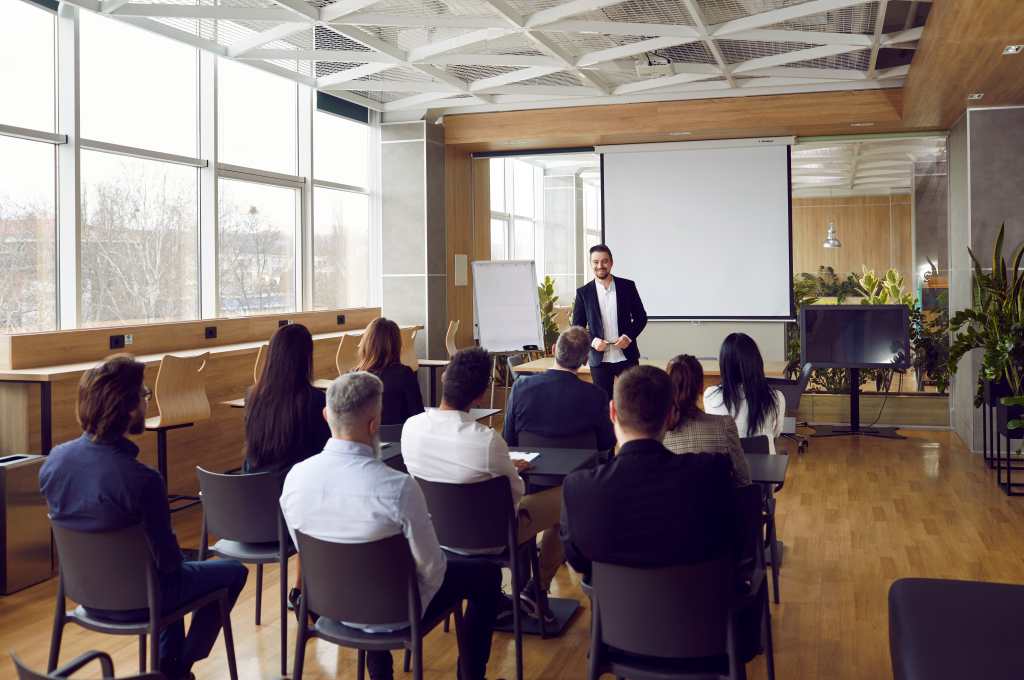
[[662, 411, 752, 486]]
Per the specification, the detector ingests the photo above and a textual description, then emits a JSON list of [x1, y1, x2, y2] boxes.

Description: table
[[512, 357, 789, 381], [417, 358, 449, 406]]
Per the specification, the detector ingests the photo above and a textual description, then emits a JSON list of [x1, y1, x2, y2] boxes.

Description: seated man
[[280, 372, 499, 680], [39, 355, 248, 680], [503, 325, 615, 452], [402, 347, 563, 623]]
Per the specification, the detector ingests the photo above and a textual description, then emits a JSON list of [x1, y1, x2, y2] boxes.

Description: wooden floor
[[4, 429, 1022, 680]]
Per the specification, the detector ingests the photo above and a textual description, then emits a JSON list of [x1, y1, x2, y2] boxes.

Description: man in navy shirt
[[40, 355, 247, 680]]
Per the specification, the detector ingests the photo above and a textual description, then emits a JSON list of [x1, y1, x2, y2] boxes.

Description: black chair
[[291, 531, 468, 680], [13, 651, 164, 679], [414, 476, 539, 680], [740, 435, 782, 605], [47, 523, 238, 679], [767, 361, 814, 452], [506, 353, 531, 384], [195, 467, 292, 677], [380, 423, 404, 443]]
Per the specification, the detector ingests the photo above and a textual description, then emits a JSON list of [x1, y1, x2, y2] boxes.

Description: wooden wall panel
[[792, 195, 913, 285]]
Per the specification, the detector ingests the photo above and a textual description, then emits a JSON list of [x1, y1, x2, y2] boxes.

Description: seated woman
[[704, 332, 786, 455], [663, 354, 751, 486], [355, 317, 425, 425], [244, 323, 331, 474]]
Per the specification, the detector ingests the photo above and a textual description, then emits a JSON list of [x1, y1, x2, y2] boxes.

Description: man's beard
[[595, 269, 610, 279], [128, 412, 146, 435]]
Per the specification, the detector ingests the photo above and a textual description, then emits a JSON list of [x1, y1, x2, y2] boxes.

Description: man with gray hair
[[280, 372, 500, 680]]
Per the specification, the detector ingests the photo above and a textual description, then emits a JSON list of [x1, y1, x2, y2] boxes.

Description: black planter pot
[[997, 402, 1024, 438], [985, 379, 1013, 408]]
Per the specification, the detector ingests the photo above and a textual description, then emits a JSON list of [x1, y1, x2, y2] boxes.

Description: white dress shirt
[[279, 437, 446, 631], [595, 278, 626, 364], [703, 386, 786, 455]]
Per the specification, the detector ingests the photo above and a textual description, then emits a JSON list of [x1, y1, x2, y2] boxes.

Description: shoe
[[518, 580, 556, 625], [288, 587, 300, 611], [495, 593, 516, 626]]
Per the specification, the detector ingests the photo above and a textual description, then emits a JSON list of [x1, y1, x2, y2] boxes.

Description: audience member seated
[[244, 323, 331, 474], [402, 347, 563, 623], [39, 355, 248, 680], [502, 325, 615, 451], [704, 332, 786, 455], [664, 354, 751, 485], [355, 317, 425, 425], [279, 372, 499, 680]]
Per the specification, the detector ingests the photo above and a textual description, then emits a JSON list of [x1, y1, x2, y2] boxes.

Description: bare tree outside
[[313, 186, 369, 310]]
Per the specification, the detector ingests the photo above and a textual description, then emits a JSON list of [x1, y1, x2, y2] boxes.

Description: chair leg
[[150, 627, 160, 674], [292, 619, 308, 680], [444, 615, 450, 633], [403, 648, 411, 673], [138, 635, 146, 673], [280, 553, 289, 678], [357, 649, 366, 680], [528, 545, 547, 638], [510, 561, 524, 680], [768, 515, 781, 604], [763, 586, 776, 680], [47, 609, 64, 672], [412, 635, 423, 680], [255, 563, 263, 626], [220, 594, 239, 680]]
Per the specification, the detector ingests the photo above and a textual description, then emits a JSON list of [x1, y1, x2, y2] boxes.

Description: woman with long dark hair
[[244, 323, 331, 474], [355, 317, 424, 425], [664, 354, 751, 485], [704, 333, 786, 455]]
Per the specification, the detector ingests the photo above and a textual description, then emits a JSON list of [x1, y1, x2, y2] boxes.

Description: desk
[[417, 358, 449, 406], [747, 453, 789, 486], [512, 357, 789, 382]]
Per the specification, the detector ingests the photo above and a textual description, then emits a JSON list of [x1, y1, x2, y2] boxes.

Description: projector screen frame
[[598, 139, 796, 322]]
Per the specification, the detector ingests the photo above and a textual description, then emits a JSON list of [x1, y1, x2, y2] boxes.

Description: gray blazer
[[662, 411, 752, 486]]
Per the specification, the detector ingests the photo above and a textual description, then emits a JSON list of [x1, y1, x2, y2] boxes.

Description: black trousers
[[366, 561, 501, 680], [590, 359, 638, 399]]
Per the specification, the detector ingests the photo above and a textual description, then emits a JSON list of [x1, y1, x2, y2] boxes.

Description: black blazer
[[502, 369, 615, 450], [559, 438, 737, 580], [571, 277, 648, 367], [373, 362, 425, 426]]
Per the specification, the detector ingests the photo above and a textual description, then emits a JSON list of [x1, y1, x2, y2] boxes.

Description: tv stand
[[811, 368, 905, 439]]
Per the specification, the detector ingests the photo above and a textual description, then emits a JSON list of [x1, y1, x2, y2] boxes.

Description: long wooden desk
[[512, 357, 789, 382]]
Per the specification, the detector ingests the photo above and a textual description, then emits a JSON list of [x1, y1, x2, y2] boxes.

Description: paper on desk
[[510, 451, 540, 462]]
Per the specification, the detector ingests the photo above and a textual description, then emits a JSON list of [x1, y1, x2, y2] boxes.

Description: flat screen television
[[800, 305, 911, 370]]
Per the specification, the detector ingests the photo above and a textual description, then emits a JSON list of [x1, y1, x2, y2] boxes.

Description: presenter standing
[[572, 244, 648, 399]]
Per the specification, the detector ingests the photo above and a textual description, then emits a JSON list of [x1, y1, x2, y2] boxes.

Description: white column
[[55, 3, 81, 329], [198, 50, 219, 318]]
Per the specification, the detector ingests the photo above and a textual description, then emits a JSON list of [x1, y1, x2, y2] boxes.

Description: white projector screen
[[601, 142, 793, 319]]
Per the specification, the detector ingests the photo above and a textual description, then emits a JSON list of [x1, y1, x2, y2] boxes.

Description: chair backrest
[[380, 423, 404, 443], [445, 320, 460, 358], [336, 334, 360, 375], [552, 306, 571, 332], [196, 467, 284, 544], [50, 522, 154, 612], [740, 435, 771, 454], [518, 430, 597, 449], [296, 531, 417, 625], [415, 476, 514, 552], [399, 327, 419, 371], [11, 652, 165, 680], [253, 343, 269, 385], [150, 353, 211, 428], [592, 557, 734, 659], [734, 482, 766, 572]]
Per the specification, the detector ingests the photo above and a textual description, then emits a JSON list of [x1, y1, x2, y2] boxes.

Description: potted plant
[[857, 267, 917, 392], [537, 275, 560, 354]]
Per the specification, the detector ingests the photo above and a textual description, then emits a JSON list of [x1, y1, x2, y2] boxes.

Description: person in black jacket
[[571, 244, 648, 398], [355, 317, 425, 425]]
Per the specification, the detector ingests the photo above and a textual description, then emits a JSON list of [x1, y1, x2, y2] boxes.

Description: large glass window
[[0, 0, 55, 132], [218, 58, 297, 174], [80, 11, 198, 156], [80, 152, 199, 325], [0, 136, 56, 332], [314, 111, 368, 188], [218, 178, 297, 315], [313, 187, 369, 309]]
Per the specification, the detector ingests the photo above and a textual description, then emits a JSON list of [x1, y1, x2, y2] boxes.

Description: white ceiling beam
[[239, 49, 401, 63], [316, 63, 396, 88], [713, 0, 875, 37], [384, 92, 470, 112], [525, 0, 626, 29], [112, 4, 296, 20], [740, 66, 867, 79], [541, 20, 699, 39], [577, 36, 700, 67], [725, 29, 873, 47], [737, 75, 867, 89], [100, 0, 132, 13], [469, 66, 562, 92], [267, 0, 318, 22], [227, 22, 309, 57], [416, 53, 563, 68], [733, 44, 866, 74], [319, 0, 384, 23], [613, 71, 717, 95], [680, 0, 736, 87], [324, 80, 457, 93], [881, 26, 924, 46], [336, 13, 509, 29], [866, 0, 890, 77], [406, 28, 515, 62], [484, 84, 603, 96], [875, 64, 910, 79]]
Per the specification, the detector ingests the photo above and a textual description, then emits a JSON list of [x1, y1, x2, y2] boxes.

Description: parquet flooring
[[3, 430, 1021, 680]]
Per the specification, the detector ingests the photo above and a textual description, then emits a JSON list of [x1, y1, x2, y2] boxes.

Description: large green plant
[[537, 275, 560, 353], [786, 267, 861, 380], [948, 224, 1024, 405]]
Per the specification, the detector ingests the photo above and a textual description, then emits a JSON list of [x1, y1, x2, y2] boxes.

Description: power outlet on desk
[[124, 334, 134, 346], [336, 314, 346, 325], [278, 319, 290, 327], [109, 334, 125, 349], [205, 326, 217, 339]]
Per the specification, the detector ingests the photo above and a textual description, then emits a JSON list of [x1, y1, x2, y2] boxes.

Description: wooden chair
[[335, 333, 360, 375], [252, 344, 269, 385], [445, 320, 460, 358], [400, 327, 419, 371], [145, 353, 211, 513], [552, 306, 571, 333]]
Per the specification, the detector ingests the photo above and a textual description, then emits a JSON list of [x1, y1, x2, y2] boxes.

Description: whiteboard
[[472, 260, 544, 353]]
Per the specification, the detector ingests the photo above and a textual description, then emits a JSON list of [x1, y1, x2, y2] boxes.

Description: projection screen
[[600, 139, 794, 319]]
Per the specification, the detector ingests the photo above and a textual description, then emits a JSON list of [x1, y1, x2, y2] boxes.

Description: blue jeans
[[87, 559, 248, 678]]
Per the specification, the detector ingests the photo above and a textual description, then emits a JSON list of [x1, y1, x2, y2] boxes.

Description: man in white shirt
[[402, 347, 564, 623], [280, 371, 500, 680]]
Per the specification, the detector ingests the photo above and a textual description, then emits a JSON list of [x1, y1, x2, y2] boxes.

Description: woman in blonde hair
[[356, 317, 425, 425]]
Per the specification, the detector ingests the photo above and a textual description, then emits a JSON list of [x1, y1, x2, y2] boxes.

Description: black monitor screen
[[800, 305, 910, 369]]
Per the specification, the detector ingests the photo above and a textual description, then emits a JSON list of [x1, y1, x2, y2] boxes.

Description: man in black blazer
[[571, 244, 648, 398]]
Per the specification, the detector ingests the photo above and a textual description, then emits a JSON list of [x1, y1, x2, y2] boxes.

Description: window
[[314, 111, 368, 188], [80, 152, 199, 325], [0, 136, 56, 332], [80, 11, 198, 156], [0, 0, 55, 132], [218, 58, 297, 174], [313, 187, 369, 309], [218, 178, 297, 315]]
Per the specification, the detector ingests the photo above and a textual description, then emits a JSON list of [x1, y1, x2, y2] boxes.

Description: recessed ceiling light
[[668, 131, 692, 136], [967, 92, 984, 101], [850, 122, 875, 127], [1003, 45, 1023, 55]]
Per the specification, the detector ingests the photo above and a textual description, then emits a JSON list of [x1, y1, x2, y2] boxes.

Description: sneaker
[[495, 593, 516, 626], [518, 580, 556, 625], [288, 587, 300, 611]]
